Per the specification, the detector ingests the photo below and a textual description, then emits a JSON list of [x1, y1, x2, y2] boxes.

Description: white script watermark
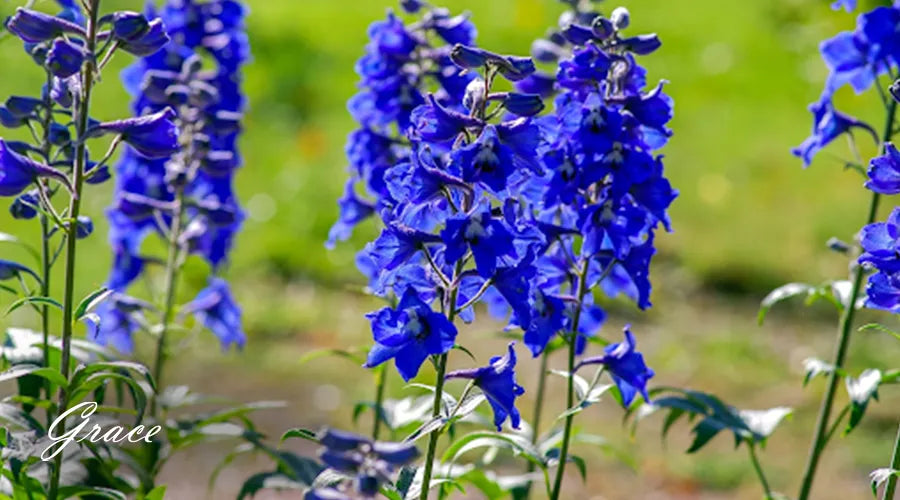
[[40, 401, 162, 461]]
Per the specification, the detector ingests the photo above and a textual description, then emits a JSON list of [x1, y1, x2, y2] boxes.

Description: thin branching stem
[[797, 97, 896, 500], [48, 1, 101, 498]]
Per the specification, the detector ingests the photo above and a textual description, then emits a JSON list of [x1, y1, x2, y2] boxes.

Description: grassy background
[[1, 0, 899, 498]]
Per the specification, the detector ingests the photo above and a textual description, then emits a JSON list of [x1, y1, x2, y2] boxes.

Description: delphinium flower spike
[[788, 4, 900, 500], [0, 1, 179, 498], [97, 1, 251, 398]]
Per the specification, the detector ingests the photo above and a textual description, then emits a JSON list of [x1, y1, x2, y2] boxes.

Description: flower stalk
[[48, 1, 102, 497], [550, 260, 590, 500], [797, 97, 896, 500]]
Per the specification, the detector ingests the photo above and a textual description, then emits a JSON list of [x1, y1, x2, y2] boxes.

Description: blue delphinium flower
[[99, 0, 250, 350], [576, 326, 654, 407], [792, 95, 877, 167], [794, 3, 900, 167], [307, 429, 419, 499], [89, 108, 180, 159], [0, 139, 72, 196], [181, 278, 246, 350], [363, 289, 458, 381], [329, 4, 476, 247], [859, 207, 900, 313], [866, 142, 900, 194], [446, 342, 525, 430]]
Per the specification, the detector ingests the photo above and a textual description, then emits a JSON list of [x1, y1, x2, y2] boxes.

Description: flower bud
[[48, 123, 70, 146], [119, 18, 170, 57], [591, 16, 614, 40], [372, 441, 419, 466], [356, 475, 380, 496], [611, 7, 630, 30], [463, 78, 486, 112], [450, 44, 488, 69], [319, 428, 370, 452], [319, 449, 364, 474], [560, 23, 594, 45], [400, 0, 424, 13], [6, 8, 85, 44], [531, 39, 565, 63], [502, 92, 545, 117], [90, 108, 179, 159], [497, 55, 536, 82], [621, 34, 661, 55], [514, 72, 556, 98], [0, 107, 26, 128], [46, 38, 85, 78], [890, 79, 900, 104], [5, 96, 42, 118], [140, 70, 180, 104], [111, 11, 150, 42], [9, 190, 38, 220], [74, 216, 93, 239]]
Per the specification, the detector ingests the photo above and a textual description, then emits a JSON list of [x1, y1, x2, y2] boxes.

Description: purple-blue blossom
[[446, 342, 525, 430]]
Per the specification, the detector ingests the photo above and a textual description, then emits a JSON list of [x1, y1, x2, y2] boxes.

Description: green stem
[[419, 259, 464, 500], [419, 352, 448, 500], [47, 2, 101, 498], [882, 421, 900, 500], [39, 71, 54, 423], [523, 349, 550, 498], [797, 97, 896, 500], [150, 185, 186, 416], [372, 365, 387, 440], [748, 443, 774, 500], [550, 260, 590, 500]]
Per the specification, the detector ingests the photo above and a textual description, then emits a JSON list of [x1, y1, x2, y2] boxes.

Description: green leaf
[[738, 407, 792, 442], [280, 427, 319, 445], [237, 471, 305, 500], [4, 296, 62, 316], [297, 347, 365, 366], [803, 357, 842, 386], [860, 323, 900, 342], [441, 431, 545, 471], [143, 486, 166, 500], [758, 283, 815, 324], [568, 455, 587, 482], [626, 387, 789, 453], [57, 486, 127, 499], [73, 287, 112, 322], [0, 232, 40, 266], [0, 364, 66, 387], [844, 369, 882, 435], [870, 468, 899, 497], [70, 361, 156, 394]]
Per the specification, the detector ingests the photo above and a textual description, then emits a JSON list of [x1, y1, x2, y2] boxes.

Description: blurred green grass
[[1, 0, 899, 498]]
